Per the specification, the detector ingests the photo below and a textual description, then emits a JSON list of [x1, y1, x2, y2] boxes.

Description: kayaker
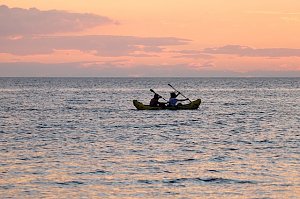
[[168, 92, 189, 107], [150, 94, 162, 107]]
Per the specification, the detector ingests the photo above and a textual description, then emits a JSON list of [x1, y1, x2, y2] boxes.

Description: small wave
[[206, 169, 220, 173], [167, 158, 197, 163], [65, 99, 93, 105], [255, 139, 274, 143], [215, 121, 225, 125], [75, 170, 108, 175], [223, 102, 235, 106], [0, 184, 15, 190], [197, 177, 256, 184], [55, 181, 84, 186], [254, 146, 284, 150], [137, 177, 256, 185], [18, 157, 31, 161], [237, 140, 252, 145], [26, 108, 39, 111], [65, 99, 93, 102], [162, 177, 256, 185], [36, 124, 52, 129], [210, 156, 227, 162], [137, 179, 159, 184], [149, 158, 198, 164], [223, 148, 239, 151]]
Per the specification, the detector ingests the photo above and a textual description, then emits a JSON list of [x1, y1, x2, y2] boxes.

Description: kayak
[[133, 99, 201, 110]]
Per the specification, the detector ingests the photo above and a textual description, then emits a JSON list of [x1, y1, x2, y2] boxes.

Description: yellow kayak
[[133, 99, 201, 110]]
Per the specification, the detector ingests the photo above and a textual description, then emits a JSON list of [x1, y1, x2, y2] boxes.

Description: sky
[[0, 0, 300, 77]]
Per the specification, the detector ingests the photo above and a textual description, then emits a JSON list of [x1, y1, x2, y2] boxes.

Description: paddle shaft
[[168, 84, 192, 102], [150, 89, 167, 101]]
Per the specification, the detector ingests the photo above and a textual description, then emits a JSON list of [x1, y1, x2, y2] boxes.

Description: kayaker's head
[[170, 92, 176, 98], [154, 94, 160, 99]]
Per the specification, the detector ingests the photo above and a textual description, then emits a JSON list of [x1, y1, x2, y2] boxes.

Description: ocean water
[[0, 77, 299, 199]]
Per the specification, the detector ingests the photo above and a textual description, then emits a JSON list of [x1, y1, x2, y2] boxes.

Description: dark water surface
[[0, 77, 299, 198]]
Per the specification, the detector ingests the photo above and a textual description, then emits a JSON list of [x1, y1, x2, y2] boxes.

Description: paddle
[[150, 89, 167, 101], [168, 83, 192, 103]]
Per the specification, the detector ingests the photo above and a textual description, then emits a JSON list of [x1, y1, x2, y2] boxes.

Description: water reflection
[[0, 77, 299, 198]]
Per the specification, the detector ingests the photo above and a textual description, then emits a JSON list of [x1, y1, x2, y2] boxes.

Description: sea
[[0, 77, 299, 199]]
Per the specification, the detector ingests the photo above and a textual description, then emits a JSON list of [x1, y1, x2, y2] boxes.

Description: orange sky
[[1, 0, 300, 76]]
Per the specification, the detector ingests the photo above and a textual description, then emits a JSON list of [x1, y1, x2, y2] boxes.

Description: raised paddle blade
[[150, 89, 155, 93], [167, 83, 175, 90], [150, 89, 167, 101]]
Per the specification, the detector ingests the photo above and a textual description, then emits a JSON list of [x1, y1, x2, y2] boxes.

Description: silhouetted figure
[[168, 92, 189, 107], [150, 94, 162, 107]]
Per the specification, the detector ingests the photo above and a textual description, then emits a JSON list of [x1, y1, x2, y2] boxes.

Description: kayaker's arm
[[177, 98, 190, 102]]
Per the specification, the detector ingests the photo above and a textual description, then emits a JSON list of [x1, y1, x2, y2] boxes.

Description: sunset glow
[[1, 0, 300, 76]]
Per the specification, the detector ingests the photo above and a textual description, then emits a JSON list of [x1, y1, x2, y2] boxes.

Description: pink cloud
[[203, 45, 300, 57], [172, 50, 214, 59], [0, 62, 234, 77], [0, 5, 115, 36], [0, 35, 189, 56]]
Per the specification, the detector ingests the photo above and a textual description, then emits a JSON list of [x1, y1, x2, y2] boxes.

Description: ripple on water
[[74, 170, 109, 175], [136, 177, 257, 185], [55, 181, 85, 186]]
